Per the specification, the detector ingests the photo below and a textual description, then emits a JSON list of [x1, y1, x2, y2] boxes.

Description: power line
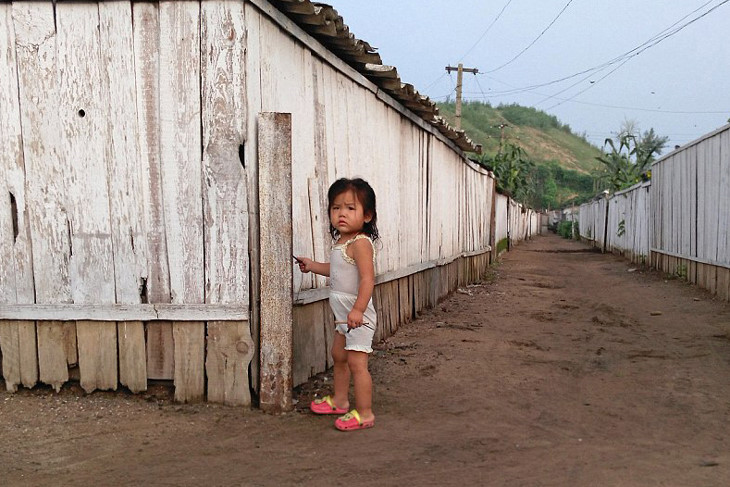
[[487, 0, 575, 74], [468, 0, 725, 99], [541, 0, 730, 110], [462, 80, 729, 115], [458, 0, 514, 63], [422, 0, 513, 91]]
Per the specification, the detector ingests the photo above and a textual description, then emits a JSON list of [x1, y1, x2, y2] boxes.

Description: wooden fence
[[0, 0, 542, 406], [651, 125, 730, 298], [0, 1, 254, 404], [578, 182, 650, 264], [494, 193, 539, 254], [576, 124, 730, 300]]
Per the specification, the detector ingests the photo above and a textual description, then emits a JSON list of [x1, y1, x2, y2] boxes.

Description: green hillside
[[438, 101, 603, 209]]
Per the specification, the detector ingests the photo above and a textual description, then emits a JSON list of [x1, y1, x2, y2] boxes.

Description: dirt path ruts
[[2, 233, 730, 486]]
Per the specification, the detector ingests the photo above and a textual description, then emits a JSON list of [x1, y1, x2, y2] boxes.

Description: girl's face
[[329, 189, 371, 240]]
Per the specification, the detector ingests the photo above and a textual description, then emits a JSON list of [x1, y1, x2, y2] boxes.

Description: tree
[[595, 125, 668, 191], [479, 143, 534, 202]]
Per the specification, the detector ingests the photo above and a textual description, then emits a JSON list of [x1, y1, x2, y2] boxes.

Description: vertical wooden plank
[[258, 112, 293, 413], [292, 303, 326, 387], [117, 322, 146, 392], [0, 4, 38, 391], [200, 1, 252, 405], [695, 146, 706, 288], [55, 3, 117, 392], [680, 150, 690, 259], [13, 2, 69, 391], [133, 3, 174, 380], [206, 320, 254, 404], [0, 319, 20, 392], [310, 58, 331, 293], [243, 2, 263, 394], [373, 285, 384, 344], [707, 136, 722, 294], [172, 321, 205, 403], [36, 321, 67, 392], [399, 277, 410, 324], [323, 301, 335, 369], [718, 130, 730, 300], [159, 2, 205, 402], [99, 2, 147, 392], [715, 131, 729, 285], [389, 281, 398, 336], [0, 321, 20, 391]]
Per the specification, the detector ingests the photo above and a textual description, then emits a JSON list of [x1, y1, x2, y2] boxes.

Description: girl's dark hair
[[327, 177, 380, 241]]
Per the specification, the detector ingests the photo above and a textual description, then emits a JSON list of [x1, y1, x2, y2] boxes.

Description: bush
[[557, 221, 578, 239]]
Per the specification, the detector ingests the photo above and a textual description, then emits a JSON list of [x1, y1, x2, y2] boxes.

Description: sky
[[327, 0, 730, 153]]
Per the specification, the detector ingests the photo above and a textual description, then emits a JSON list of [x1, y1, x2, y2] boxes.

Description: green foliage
[[437, 101, 601, 173], [617, 219, 626, 237], [675, 264, 688, 280], [531, 160, 594, 210], [497, 103, 571, 133], [479, 143, 534, 202], [595, 126, 669, 191], [557, 221, 577, 239], [439, 100, 601, 209], [497, 237, 509, 254]]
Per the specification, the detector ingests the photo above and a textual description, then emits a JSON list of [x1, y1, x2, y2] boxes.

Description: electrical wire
[[541, 0, 729, 110], [462, 76, 728, 114], [487, 0, 575, 74], [471, 0, 725, 98], [458, 0, 514, 63], [462, 87, 729, 114], [422, 0, 513, 91]]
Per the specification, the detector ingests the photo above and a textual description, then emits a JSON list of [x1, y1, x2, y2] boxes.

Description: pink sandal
[[310, 396, 348, 415], [334, 410, 375, 431]]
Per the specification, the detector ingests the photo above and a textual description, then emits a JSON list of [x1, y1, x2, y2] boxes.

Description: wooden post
[[258, 112, 293, 413], [445, 64, 478, 130], [489, 176, 497, 262], [454, 63, 463, 130], [603, 193, 610, 253]]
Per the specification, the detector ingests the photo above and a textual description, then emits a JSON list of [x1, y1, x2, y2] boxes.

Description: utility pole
[[445, 63, 479, 130]]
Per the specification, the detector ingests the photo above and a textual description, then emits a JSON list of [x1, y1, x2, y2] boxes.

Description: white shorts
[[330, 290, 377, 354]]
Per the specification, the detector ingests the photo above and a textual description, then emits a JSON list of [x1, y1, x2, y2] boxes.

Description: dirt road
[[2, 233, 730, 486]]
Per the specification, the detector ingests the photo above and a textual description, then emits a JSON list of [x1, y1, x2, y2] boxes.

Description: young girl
[[296, 177, 379, 431]]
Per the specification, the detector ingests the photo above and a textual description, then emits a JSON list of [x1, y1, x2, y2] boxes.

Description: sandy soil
[[2, 233, 730, 487]]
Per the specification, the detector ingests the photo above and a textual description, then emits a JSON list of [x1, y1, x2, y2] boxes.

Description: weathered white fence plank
[[99, 2, 148, 392], [243, 2, 264, 394], [160, 1, 205, 402], [132, 2, 174, 381], [0, 3, 37, 391], [56, 3, 117, 393], [13, 2, 70, 391], [201, 1, 253, 406]]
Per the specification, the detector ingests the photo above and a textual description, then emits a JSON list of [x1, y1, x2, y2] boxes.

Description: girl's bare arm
[[296, 257, 330, 277], [349, 239, 375, 317]]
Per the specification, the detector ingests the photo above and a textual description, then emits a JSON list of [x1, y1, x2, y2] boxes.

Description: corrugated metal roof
[[270, 0, 481, 154]]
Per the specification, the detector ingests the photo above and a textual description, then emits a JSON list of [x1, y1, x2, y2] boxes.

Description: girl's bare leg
[[331, 333, 350, 410], [347, 351, 374, 421]]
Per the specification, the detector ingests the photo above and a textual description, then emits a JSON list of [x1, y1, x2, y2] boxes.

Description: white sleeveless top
[[330, 234, 375, 296]]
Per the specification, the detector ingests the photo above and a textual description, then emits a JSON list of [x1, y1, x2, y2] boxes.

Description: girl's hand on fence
[[296, 256, 313, 273], [347, 308, 365, 330]]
